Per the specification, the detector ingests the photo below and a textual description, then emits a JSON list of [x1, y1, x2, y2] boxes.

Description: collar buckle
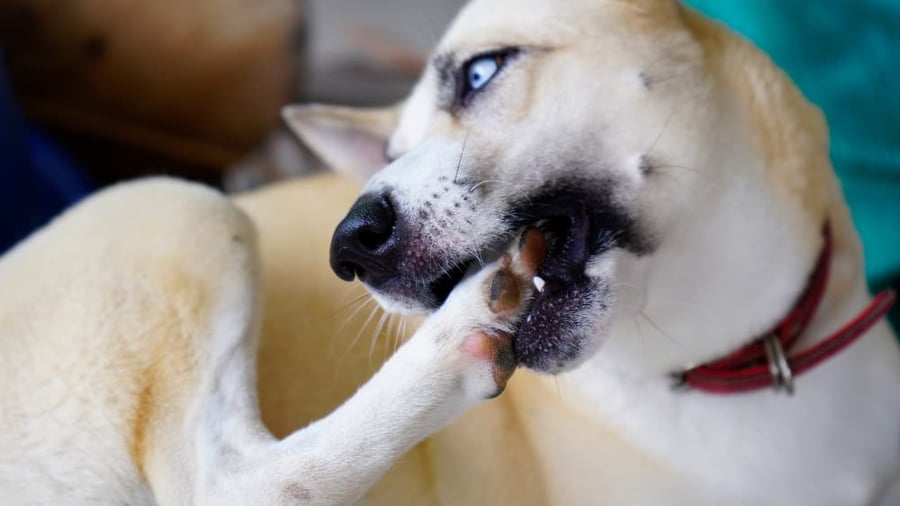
[[669, 372, 690, 391], [762, 333, 795, 395]]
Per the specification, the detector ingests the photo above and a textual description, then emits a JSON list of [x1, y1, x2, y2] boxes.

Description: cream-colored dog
[[2, 0, 899, 505], [286, 0, 900, 503]]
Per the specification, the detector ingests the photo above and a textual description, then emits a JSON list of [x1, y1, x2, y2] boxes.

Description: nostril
[[354, 194, 395, 251], [359, 230, 384, 250], [330, 192, 399, 284], [334, 261, 358, 282]]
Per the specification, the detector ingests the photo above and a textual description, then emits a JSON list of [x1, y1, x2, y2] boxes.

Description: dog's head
[[286, 0, 832, 373]]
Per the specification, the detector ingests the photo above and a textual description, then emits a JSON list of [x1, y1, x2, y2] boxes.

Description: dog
[[2, 1, 898, 505], [283, 0, 900, 504]]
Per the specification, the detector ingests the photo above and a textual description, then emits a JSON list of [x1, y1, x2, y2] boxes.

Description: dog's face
[[288, 0, 756, 373]]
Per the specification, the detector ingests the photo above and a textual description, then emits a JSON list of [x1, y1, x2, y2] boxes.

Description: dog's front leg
[[198, 248, 537, 506]]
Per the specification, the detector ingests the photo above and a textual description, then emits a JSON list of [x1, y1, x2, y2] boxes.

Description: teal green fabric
[[682, 1, 900, 288]]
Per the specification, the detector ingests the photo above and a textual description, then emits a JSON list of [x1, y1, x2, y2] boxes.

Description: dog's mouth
[[429, 195, 597, 301], [350, 180, 646, 371], [427, 209, 592, 301], [428, 260, 476, 307], [514, 210, 604, 371], [426, 195, 612, 372]]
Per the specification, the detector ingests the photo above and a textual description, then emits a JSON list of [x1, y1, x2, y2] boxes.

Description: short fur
[[2, 1, 898, 505], [286, 0, 900, 503]]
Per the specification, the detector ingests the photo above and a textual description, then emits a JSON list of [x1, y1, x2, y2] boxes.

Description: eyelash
[[457, 48, 520, 107]]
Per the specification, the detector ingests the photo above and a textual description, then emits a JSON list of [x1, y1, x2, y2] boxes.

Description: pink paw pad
[[462, 331, 516, 397]]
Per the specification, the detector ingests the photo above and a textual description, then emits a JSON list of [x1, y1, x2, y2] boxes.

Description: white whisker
[[369, 311, 390, 365], [343, 302, 381, 361], [467, 179, 503, 194]]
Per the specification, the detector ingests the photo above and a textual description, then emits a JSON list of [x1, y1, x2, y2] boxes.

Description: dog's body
[[2, 0, 899, 505], [289, 0, 900, 503]]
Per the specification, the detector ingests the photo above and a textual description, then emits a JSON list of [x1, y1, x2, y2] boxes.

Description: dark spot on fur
[[445, 209, 454, 217], [639, 70, 653, 89], [443, 186, 450, 192], [424, 201, 433, 207], [454, 202, 461, 208], [284, 483, 312, 503], [639, 155, 654, 177], [383, 143, 396, 164], [439, 176, 449, 182], [432, 193, 441, 199], [83, 34, 107, 62], [432, 52, 459, 112]]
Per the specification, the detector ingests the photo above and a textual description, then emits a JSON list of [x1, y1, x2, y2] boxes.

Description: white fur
[[5, 0, 899, 504], [0, 178, 525, 505], [290, 0, 900, 503]]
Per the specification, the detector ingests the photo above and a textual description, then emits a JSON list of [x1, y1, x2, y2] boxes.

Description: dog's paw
[[426, 229, 545, 399]]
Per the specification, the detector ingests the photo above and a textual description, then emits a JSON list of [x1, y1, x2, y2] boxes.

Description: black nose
[[330, 192, 400, 283]]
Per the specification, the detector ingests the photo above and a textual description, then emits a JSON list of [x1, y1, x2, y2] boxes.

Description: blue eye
[[455, 48, 519, 107], [466, 56, 500, 91]]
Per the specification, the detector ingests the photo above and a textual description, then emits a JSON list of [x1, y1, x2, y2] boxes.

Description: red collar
[[675, 224, 896, 395]]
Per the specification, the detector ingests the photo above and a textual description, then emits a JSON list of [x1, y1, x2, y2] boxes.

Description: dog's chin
[[366, 289, 431, 316], [512, 254, 612, 373]]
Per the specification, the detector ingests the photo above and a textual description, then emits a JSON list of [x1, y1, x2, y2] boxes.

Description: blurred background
[[0, 0, 898, 326]]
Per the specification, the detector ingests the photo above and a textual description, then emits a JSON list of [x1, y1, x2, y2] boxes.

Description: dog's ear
[[282, 103, 401, 181]]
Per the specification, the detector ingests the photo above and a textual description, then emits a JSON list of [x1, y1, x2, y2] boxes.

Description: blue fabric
[[0, 56, 92, 253], [683, 0, 900, 287]]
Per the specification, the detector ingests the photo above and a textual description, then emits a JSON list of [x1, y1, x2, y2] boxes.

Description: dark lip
[[397, 180, 650, 316], [425, 198, 597, 307], [427, 260, 475, 307], [527, 208, 592, 286], [420, 187, 637, 370], [367, 179, 649, 370]]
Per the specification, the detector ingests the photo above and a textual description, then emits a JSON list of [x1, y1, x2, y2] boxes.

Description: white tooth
[[533, 276, 546, 292]]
